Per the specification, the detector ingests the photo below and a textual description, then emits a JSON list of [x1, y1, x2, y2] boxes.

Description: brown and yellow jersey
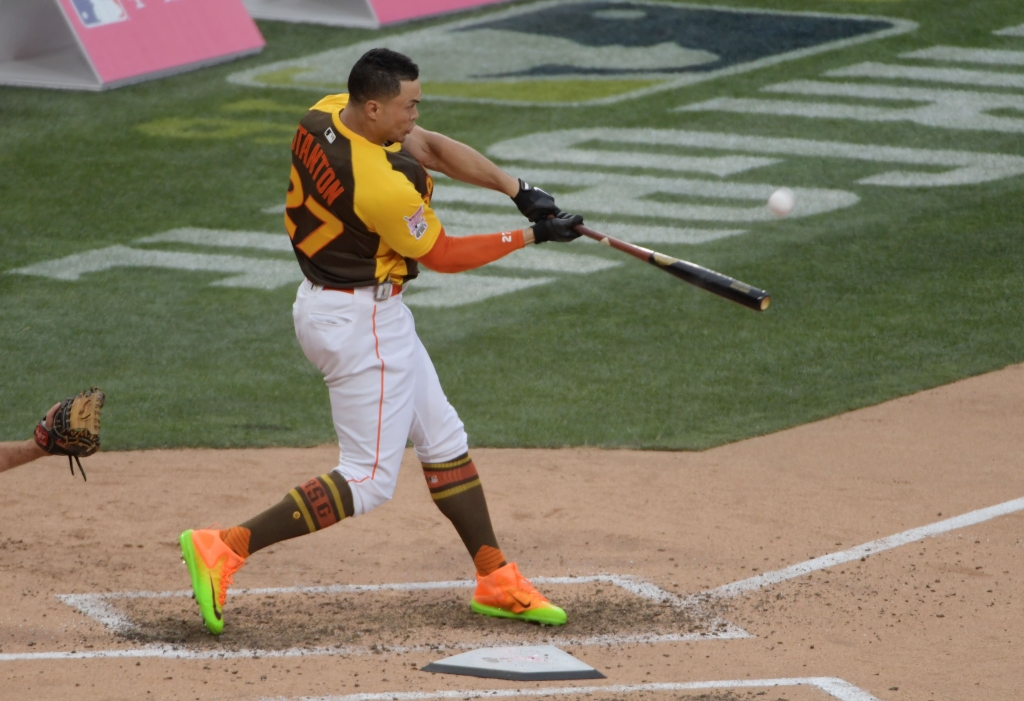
[[285, 93, 443, 288]]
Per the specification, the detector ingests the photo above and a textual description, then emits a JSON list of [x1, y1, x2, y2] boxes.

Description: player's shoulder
[[385, 147, 431, 195], [309, 93, 350, 115]]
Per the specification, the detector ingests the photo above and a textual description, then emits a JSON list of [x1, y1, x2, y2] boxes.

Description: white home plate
[[421, 645, 606, 681]]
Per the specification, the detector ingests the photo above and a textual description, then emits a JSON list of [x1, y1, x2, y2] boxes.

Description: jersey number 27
[[285, 165, 345, 258]]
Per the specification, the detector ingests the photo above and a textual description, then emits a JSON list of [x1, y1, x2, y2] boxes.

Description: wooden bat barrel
[[574, 225, 771, 312]]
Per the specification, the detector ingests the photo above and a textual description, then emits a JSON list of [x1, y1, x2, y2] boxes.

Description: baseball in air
[[767, 187, 795, 217]]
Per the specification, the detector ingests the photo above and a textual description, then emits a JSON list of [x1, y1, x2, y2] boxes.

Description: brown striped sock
[[221, 472, 354, 556], [422, 453, 506, 575], [473, 544, 507, 576], [219, 526, 251, 558]]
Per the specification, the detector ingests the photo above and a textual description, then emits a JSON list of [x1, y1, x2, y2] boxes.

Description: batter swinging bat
[[574, 225, 771, 312]]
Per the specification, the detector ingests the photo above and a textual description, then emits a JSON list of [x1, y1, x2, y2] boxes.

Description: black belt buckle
[[373, 281, 392, 302]]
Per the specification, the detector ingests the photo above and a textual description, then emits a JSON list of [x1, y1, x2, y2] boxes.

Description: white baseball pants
[[292, 279, 469, 516]]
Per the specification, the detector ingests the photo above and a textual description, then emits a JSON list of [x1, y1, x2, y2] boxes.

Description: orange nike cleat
[[179, 528, 245, 635], [471, 562, 566, 626]]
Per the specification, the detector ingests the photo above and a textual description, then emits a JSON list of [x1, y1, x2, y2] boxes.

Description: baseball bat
[[574, 225, 771, 312]]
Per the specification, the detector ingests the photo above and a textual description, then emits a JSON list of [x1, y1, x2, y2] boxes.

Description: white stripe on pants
[[292, 279, 469, 516]]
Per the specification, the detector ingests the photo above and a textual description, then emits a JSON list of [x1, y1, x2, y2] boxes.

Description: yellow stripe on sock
[[289, 489, 317, 532], [430, 478, 482, 501], [422, 454, 472, 470], [320, 474, 347, 521]]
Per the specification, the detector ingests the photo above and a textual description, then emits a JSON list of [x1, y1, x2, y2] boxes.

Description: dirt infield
[[2, 364, 1023, 701], [117, 581, 718, 652]]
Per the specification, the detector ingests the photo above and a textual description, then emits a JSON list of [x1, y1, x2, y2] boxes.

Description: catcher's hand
[[33, 386, 105, 481], [512, 179, 561, 222]]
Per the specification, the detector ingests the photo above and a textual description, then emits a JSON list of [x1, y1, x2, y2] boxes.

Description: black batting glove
[[532, 212, 583, 244], [512, 178, 561, 222]]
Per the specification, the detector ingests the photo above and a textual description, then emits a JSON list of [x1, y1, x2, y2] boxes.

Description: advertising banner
[[0, 0, 264, 90]]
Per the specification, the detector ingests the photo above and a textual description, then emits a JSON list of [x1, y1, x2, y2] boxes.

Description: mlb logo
[[72, 0, 128, 28], [231, 0, 912, 106]]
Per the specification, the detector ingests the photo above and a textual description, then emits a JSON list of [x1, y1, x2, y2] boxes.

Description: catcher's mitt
[[33, 386, 105, 481]]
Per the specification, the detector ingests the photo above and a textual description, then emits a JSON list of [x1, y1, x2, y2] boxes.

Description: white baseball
[[767, 187, 795, 217]]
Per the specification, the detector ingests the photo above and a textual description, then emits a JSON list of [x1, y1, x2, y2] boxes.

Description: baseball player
[[1, 388, 103, 478], [180, 48, 584, 635]]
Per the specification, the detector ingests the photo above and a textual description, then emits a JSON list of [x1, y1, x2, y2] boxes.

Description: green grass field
[[2, 0, 1023, 450]]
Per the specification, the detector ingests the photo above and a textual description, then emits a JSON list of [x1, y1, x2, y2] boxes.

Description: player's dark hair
[[348, 49, 419, 104]]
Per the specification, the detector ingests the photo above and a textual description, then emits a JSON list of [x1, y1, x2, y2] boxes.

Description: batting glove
[[532, 213, 583, 244], [512, 179, 561, 222]]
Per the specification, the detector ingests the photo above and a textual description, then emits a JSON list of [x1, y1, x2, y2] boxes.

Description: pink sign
[[241, 0, 512, 30], [57, 0, 264, 87], [372, 0, 510, 26]]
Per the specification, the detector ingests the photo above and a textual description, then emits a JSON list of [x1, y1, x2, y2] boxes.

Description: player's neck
[[340, 105, 386, 146]]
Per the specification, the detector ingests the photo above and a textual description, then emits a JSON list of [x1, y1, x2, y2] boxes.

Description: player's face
[[379, 80, 421, 143]]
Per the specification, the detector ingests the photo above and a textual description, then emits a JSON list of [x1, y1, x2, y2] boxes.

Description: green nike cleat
[[179, 529, 245, 635]]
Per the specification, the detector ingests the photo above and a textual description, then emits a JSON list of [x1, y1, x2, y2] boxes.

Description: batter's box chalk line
[[5, 494, 1023, 663], [43, 574, 746, 662], [259, 678, 888, 701]]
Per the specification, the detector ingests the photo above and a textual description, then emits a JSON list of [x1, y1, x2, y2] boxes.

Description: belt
[[320, 281, 403, 300]]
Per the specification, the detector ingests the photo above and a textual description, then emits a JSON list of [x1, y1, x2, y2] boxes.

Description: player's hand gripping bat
[[574, 225, 771, 312]]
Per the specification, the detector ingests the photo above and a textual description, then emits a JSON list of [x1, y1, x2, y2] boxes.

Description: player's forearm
[[421, 132, 519, 197], [0, 440, 46, 473], [418, 229, 526, 273]]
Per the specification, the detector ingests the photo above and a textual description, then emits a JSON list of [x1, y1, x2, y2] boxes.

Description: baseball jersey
[[285, 93, 444, 288]]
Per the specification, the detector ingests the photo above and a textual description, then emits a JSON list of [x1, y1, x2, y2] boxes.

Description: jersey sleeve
[[417, 228, 525, 273], [356, 180, 443, 259]]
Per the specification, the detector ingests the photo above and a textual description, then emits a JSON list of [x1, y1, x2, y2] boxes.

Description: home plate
[[421, 645, 606, 681]]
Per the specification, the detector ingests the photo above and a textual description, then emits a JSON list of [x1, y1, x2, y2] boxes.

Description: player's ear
[[364, 99, 381, 122]]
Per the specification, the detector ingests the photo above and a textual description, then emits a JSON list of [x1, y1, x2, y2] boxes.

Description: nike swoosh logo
[[209, 576, 222, 620]]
